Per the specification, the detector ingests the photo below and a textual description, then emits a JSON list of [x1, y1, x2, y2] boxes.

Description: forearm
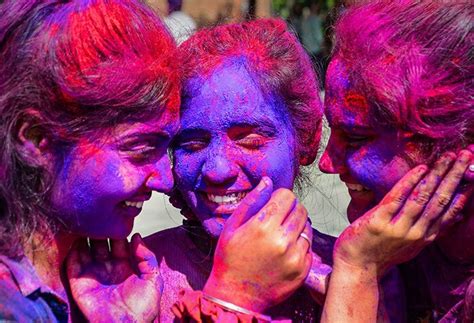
[[321, 260, 379, 323]]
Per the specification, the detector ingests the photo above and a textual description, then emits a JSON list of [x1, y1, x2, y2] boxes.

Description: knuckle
[[408, 229, 424, 241], [274, 238, 289, 255], [436, 194, 452, 208], [412, 191, 431, 206]]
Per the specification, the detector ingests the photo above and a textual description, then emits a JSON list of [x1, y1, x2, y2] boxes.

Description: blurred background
[[132, 0, 351, 238]]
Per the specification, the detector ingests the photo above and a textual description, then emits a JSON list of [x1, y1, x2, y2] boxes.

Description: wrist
[[332, 256, 379, 284], [204, 274, 269, 312]]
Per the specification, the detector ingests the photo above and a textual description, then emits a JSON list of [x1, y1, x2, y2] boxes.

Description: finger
[[464, 144, 474, 181], [225, 177, 273, 231], [393, 152, 455, 228], [295, 221, 313, 253], [425, 184, 474, 240], [415, 149, 472, 230], [256, 188, 297, 226], [66, 238, 89, 279], [283, 203, 309, 242], [378, 165, 428, 221], [304, 251, 332, 303], [110, 239, 130, 259], [131, 233, 160, 280], [90, 239, 110, 261]]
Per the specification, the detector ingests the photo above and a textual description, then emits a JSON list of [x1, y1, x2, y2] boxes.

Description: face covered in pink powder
[[173, 60, 298, 238], [49, 111, 178, 239], [320, 58, 424, 223]]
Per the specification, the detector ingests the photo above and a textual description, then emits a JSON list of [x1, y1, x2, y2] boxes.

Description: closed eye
[[176, 139, 209, 152], [236, 133, 268, 149]]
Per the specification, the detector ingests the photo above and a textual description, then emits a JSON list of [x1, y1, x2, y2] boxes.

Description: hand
[[66, 233, 162, 322], [204, 177, 312, 312], [334, 149, 474, 276], [304, 251, 332, 305]]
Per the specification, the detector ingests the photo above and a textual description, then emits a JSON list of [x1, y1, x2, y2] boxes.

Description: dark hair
[[0, 0, 179, 258], [331, 1, 473, 161], [178, 18, 323, 189]]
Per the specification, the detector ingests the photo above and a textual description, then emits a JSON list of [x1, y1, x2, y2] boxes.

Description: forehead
[[325, 58, 371, 129], [181, 62, 287, 129]]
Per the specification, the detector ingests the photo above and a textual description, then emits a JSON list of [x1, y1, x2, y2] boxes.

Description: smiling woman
[[144, 18, 331, 321], [0, 0, 179, 320]]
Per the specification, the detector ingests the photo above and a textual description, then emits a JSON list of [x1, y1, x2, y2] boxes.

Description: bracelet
[[203, 293, 272, 322]]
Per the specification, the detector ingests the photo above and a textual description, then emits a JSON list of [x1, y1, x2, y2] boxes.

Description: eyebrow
[[228, 119, 278, 131]]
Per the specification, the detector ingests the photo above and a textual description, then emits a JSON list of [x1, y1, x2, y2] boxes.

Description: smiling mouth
[[123, 201, 144, 208], [345, 183, 370, 192], [205, 191, 249, 205]]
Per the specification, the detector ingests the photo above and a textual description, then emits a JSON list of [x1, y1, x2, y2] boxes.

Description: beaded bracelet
[[203, 293, 273, 322]]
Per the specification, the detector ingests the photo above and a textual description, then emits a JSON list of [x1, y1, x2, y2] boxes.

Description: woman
[[144, 17, 468, 322], [144, 18, 334, 321], [65, 14, 470, 322], [320, 1, 473, 321], [0, 0, 179, 321]]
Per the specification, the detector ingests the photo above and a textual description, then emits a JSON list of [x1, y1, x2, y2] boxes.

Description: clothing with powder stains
[[145, 220, 336, 322], [0, 255, 68, 322]]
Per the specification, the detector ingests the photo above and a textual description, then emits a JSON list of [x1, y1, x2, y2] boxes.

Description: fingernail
[[418, 165, 428, 173], [257, 177, 269, 191]]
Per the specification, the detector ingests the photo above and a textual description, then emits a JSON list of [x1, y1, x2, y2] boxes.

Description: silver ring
[[469, 164, 474, 172], [299, 232, 311, 244]]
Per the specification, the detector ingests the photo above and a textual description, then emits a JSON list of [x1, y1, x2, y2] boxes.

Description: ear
[[16, 109, 53, 167], [299, 120, 322, 166]]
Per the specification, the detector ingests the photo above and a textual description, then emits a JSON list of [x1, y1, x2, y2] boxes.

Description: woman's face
[[50, 111, 178, 239], [173, 62, 297, 238], [320, 58, 424, 223]]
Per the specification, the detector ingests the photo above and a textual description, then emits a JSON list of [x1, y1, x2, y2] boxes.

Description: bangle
[[203, 293, 272, 322]]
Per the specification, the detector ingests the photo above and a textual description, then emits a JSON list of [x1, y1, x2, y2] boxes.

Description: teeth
[[207, 192, 248, 205], [124, 201, 144, 208], [346, 183, 368, 192]]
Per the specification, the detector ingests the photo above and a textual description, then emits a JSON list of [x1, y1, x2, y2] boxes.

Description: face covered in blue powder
[[173, 60, 298, 238], [49, 112, 178, 239]]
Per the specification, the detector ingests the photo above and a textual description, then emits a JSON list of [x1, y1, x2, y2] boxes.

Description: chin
[[347, 200, 374, 223]]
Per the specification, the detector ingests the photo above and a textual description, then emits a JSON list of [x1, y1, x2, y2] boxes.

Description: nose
[[201, 146, 239, 186], [145, 154, 174, 194], [318, 133, 348, 174]]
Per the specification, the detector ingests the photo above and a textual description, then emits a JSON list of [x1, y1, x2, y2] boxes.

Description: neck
[[24, 228, 79, 299], [437, 203, 474, 264]]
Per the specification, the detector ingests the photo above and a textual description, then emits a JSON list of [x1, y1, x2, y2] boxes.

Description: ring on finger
[[299, 232, 311, 245]]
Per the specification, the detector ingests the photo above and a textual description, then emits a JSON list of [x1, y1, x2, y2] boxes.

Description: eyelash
[[237, 136, 267, 149], [176, 140, 208, 152], [123, 144, 159, 161]]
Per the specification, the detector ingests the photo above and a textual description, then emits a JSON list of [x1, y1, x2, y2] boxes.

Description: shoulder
[[0, 264, 47, 321]]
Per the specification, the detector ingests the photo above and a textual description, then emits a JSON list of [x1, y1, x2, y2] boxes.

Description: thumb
[[304, 252, 332, 305], [224, 176, 273, 232], [131, 233, 160, 282]]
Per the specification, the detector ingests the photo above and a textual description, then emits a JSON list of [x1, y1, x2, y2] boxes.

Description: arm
[[172, 177, 313, 321], [323, 149, 474, 322]]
